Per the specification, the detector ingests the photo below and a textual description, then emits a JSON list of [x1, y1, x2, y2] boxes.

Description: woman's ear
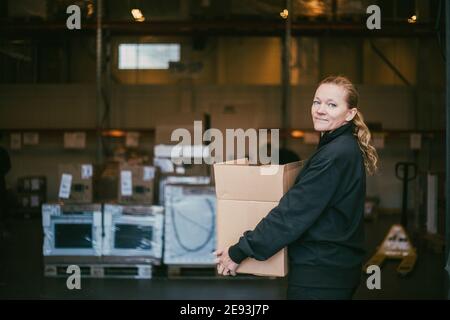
[[346, 108, 357, 122]]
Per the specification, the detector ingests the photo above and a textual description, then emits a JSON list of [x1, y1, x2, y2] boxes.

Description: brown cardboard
[[118, 164, 155, 205], [214, 159, 303, 202], [214, 159, 304, 277], [95, 162, 119, 202], [217, 199, 287, 277], [58, 164, 95, 204]]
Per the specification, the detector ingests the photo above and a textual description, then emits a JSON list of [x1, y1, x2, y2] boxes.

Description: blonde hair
[[319, 76, 379, 175]]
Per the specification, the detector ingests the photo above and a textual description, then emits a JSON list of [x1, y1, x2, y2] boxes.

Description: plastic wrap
[[42, 203, 102, 256], [102, 204, 164, 258], [163, 184, 216, 265], [158, 175, 210, 205]]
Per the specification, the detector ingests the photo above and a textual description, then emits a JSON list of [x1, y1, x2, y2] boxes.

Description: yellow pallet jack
[[364, 224, 417, 276], [364, 162, 418, 276]]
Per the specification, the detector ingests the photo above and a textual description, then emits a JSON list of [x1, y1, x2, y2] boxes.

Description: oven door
[[43, 213, 102, 256], [103, 214, 163, 258]]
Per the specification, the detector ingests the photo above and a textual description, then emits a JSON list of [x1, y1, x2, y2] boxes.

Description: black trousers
[[287, 285, 357, 300]]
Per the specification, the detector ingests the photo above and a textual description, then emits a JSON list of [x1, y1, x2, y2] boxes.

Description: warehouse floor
[[0, 213, 447, 300]]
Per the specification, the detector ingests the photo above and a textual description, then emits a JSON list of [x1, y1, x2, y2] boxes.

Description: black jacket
[[229, 122, 366, 288]]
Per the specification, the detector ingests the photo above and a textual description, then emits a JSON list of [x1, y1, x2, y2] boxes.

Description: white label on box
[[410, 133, 422, 150], [304, 132, 320, 144], [58, 174, 72, 199], [30, 195, 40, 208], [64, 132, 86, 149], [23, 132, 39, 145], [373, 133, 385, 149], [175, 166, 185, 174], [143, 166, 155, 181], [126, 132, 140, 148], [31, 179, 40, 191], [121, 170, 133, 196], [10, 133, 21, 150], [81, 164, 93, 179]]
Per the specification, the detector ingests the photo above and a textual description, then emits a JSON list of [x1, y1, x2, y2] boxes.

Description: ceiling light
[[131, 9, 145, 22], [408, 15, 417, 23], [290, 130, 304, 138]]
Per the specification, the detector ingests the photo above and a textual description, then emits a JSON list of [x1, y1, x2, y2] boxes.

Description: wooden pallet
[[44, 263, 152, 279], [167, 265, 217, 279], [166, 265, 265, 280]]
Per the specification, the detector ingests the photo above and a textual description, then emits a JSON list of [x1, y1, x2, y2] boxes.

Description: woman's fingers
[[213, 249, 223, 257]]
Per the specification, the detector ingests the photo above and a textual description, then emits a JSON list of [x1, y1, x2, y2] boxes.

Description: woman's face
[[311, 83, 357, 132]]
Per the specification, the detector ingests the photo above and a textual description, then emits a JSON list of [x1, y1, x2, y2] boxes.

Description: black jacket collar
[[318, 122, 354, 149]]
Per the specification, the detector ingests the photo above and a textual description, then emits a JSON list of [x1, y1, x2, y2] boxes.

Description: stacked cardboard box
[[214, 159, 303, 277], [58, 164, 95, 203], [118, 164, 155, 205], [95, 162, 120, 202]]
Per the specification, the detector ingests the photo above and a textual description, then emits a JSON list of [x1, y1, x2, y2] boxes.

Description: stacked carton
[[214, 159, 303, 277], [118, 164, 156, 205], [58, 164, 95, 203]]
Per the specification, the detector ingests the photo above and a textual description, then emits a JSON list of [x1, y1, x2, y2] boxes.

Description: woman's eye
[[328, 103, 337, 108], [313, 101, 320, 106]]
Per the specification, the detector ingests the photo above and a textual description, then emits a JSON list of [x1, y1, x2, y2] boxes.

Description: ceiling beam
[[0, 20, 436, 38]]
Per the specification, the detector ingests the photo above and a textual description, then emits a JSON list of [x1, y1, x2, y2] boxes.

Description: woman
[[214, 76, 378, 300]]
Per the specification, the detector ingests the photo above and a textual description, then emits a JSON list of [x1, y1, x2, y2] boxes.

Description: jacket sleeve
[[228, 156, 342, 264]]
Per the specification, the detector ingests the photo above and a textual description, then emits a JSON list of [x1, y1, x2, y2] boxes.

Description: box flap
[[214, 160, 303, 202]]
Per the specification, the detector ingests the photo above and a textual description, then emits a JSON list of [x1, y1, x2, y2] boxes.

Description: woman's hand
[[213, 247, 239, 276]]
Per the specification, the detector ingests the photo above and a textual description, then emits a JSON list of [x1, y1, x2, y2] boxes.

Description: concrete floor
[[0, 213, 448, 299]]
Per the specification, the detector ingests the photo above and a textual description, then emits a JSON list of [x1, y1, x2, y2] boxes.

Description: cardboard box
[[214, 159, 301, 202], [214, 159, 303, 277], [95, 162, 120, 202], [118, 164, 155, 205], [58, 164, 95, 204]]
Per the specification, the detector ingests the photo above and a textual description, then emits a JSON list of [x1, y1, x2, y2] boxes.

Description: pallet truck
[[364, 162, 418, 276]]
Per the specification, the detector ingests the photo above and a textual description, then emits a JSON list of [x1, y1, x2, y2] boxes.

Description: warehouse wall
[[0, 33, 445, 210], [0, 83, 422, 209]]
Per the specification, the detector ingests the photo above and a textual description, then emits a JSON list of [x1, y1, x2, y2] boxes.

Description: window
[[118, 43, 180, 70]]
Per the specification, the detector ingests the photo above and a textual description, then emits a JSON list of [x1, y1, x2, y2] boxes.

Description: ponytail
[[352, 111, 378, 175]]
